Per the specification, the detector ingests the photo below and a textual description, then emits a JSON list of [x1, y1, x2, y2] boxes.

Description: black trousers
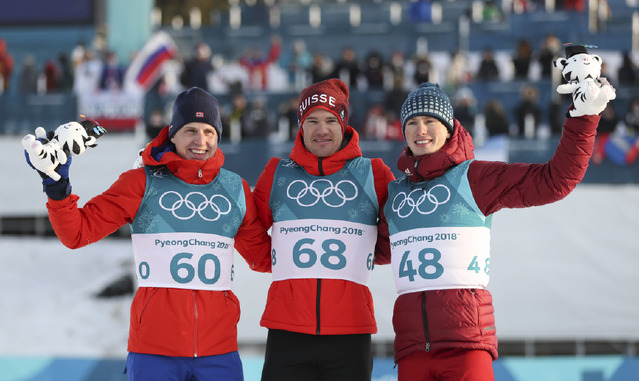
[[260, 329, 373, 381]]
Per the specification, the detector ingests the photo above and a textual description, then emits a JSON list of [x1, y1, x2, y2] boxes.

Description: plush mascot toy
[[22, 118, 107, 181], [553, 44, 616, 117]]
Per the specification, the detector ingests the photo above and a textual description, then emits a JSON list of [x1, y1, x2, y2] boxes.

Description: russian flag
[[124, 31, 179, 94]]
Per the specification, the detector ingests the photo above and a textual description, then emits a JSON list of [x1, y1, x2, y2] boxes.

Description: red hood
[[141, 126, 225, 184], [290, 125, 363, 176], [397, 119, 475, 182]]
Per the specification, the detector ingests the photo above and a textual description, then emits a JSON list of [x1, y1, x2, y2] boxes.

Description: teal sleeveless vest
[[384, 160, 493, 293], [130, 166, 246, 290], [268, 157, 379, 285], [132, 166, 246, 236]]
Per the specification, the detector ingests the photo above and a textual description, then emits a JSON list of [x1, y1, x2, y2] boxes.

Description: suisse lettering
[[299, 93, 337, 114]]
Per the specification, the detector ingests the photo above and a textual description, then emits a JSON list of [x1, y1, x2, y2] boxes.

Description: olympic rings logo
[[159, 191, 232, 221], [286, 179, 358, 207], [391, 184, 451, 218]]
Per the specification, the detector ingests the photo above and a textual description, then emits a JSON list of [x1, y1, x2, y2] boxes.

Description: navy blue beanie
[[400, 82, 455, 137], [169, 87, 223, 141]]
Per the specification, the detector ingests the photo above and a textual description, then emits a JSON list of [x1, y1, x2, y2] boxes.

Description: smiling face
[[404, 115, 451, 156], [302, 108, 344, 157], [170, 122, 218, 161]]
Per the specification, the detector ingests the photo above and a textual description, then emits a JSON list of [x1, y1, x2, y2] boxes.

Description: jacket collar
[[141, 126, 224, 184]]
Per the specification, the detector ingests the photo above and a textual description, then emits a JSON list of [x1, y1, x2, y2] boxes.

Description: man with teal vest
[[253, 78, 395, 381], [25, 87, 271, 380], [382, 76, 612, 380]]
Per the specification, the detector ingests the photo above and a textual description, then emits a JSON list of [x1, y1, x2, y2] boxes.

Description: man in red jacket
[[252, 78, 395, 381], [381, 54, 615, 379], [24, 87, 271, 381]]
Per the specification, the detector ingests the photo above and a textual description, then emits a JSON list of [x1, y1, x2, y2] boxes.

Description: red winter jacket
[[382, 113, 599, 362], [46, 126, 271, 357], [253, 126, 395, 335]]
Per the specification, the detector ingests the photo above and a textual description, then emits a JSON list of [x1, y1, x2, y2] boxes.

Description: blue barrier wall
[[1, 355, 638, 381]]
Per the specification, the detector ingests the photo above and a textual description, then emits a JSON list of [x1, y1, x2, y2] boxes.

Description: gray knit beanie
[[400, 82, 455, 137]]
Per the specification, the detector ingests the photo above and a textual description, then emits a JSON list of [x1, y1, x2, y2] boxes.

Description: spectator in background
[[332, 47, 362, 89], [593, 103, 619, 164], [279, 39, 313, 91], [18, 55, 38, 95], [71, 39, 87, 68], [0, 38, 15, 93], [145, 108, 166, 141], [409, 0, 434, 23], [57, 53, 74, 92], [181, 42, 214, 91], [617, 51, 638, 86], [277, 95, 300, 140], [223, 93, 249, 140], [515, 84, 542, 138], [548, 98, 568, 135], [413, 54, 433, 86], [310, 51, 334, 84], [44, 59, 60, 92], [475, 47, 500, 81], [385, 75, 410, 123], [562, 0, 586, 11], [512, 39, 533, 80], [481, 0, 504, 22], [452, 86, 477, 133], [239, 35, 282, 90], [388, 51, 407, 85], [363, 50, 385, 89], [73, 49, 103, 95], [537, 34, 562, 79], [243, 97, 273, 139], [483, 98, 511, 137], [362, 104, 389, 140], [446, 49, 472, 91], [100, 51, 125, 91], [625, 96, 639, 131]]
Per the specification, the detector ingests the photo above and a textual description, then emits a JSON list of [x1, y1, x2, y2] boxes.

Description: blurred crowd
[[0, 0, 632, 147]]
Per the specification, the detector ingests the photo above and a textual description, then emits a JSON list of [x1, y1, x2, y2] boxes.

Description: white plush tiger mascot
[[553, 44, 616, 117], [22, 118, 107, 181]]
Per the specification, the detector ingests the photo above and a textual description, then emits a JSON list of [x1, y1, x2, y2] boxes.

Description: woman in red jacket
[[252, 78, 395, 381], [25, 87, 271, 381], [382, 63, 614, 380]]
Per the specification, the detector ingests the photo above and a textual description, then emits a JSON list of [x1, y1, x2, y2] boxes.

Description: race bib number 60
[[132, 233, 235, 290]]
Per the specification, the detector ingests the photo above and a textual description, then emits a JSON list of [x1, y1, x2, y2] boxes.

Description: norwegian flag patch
[[195, 112, 204, 118]]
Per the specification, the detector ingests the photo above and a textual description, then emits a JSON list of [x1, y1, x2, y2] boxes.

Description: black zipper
[[316, 279, 322, 335], [316, 157, 324, 336], [421, 291, 431, 351]]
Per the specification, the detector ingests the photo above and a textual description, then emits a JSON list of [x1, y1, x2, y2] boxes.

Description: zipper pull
[[426, 342, 431, 351], [198, 168, 202, 178]]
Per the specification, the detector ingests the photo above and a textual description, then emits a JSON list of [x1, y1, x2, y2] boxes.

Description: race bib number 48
[[390, 226, 490, 294]]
